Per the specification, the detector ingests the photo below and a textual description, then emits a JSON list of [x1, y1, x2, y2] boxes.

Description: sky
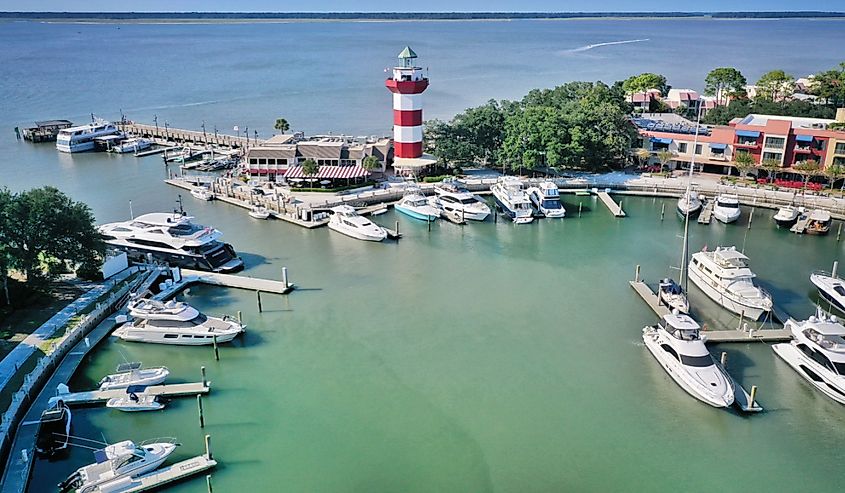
[[1, 1, 843, 12]]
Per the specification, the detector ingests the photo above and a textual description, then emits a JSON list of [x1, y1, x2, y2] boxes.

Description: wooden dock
[[97, 455, 216, 492], [596, 191, 626, 217], [125, 122, 261, 149], [697, 201, 714, 224], [791, 216, 810, 234], [629, 281, 670, 317], [703, 328, 792, 343], [133, 146, 173, 158], [52, 382, 210, 406], [180, 269, 294, 294]]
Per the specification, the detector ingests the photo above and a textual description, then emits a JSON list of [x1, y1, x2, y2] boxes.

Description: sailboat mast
[[680, 104, 704, 291]]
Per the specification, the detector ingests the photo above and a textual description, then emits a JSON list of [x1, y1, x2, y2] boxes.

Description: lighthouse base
[[392, 154, 438, 177]]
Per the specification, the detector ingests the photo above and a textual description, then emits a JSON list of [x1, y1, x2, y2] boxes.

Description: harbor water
[[1, 18, 844, 493]]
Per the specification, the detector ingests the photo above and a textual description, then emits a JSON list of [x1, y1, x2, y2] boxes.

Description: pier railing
[[124, 123, 262, 150]]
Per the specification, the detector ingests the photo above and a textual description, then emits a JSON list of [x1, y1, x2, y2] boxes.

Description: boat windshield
[[168, 223, 204, 236], [834, 285, 845, 296], [459, 197, 477, 205], [541, 199, 561, 209], [717, 201, 739, 209], [679, 353, 713, 367]]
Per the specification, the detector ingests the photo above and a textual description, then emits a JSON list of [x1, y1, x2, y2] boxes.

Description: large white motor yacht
[[432, 181, 490, 221], [98, 212, 243, 272], [98, 362, 169, 391], [113, 298, 245, 345], [491, 177, 534, 224], [810, 270, 845, 315], [772, 310, 845, 405], [58, 439, 177, 493], [527, 181, 566, 218], [110, 138, 152, 154], [327, 205, 387, 241], [643, 312, 735, 408], [676, 190, 702, 218], [712, 194, 741, 223], [56, 119, 119, 153], [688, 246, 773, 320]]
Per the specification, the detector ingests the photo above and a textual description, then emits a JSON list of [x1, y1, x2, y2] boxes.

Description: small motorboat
[[806, 209, 832, 235], [712, 194, 741, 223], [676, 191, 702, 218], [190, 187, 214, 201], [110, 138, 152, 154], [657, 278, 690, 314], [106, 386, 165, 412], [98, 362, 169, 391], [58, 438, 177, 492], [810, 270, 845, 314], [35, 400, 72, 458], [395, 190, 440, 222], [773, 205, 800, 228], [248, 205, 271, 219]]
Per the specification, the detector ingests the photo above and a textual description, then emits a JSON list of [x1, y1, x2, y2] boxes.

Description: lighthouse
[[385, 46, 429, 160]]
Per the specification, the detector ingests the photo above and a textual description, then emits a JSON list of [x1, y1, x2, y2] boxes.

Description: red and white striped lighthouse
[[385, 46, 429, 159]]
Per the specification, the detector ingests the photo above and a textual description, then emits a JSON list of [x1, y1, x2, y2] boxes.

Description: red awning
[[284, 165, 370, 179]]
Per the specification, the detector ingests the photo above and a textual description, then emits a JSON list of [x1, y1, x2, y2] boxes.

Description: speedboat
[[98, 211, 243, 273], [327, 205, 387, 241], [642, 312, 735, 408], [395, 191, 440, 222], [773, 205, 800, 228], [712, 194, 741, 223], [248, 205, 271, 219], [491, 177, 534, 224], [98, 362, 169, 391], [110, 138, 152, 154], [772, 309, 845, 405], [113, 298, 245, 345], [432, 180, 490, 221], [55, 119, 119, 153], [106, 387, 165, 412], [688, 246, 773, 320], [810, 270, 845, 314], [658, 278, 690, 314], [35, 400, 71, 458], [58, 439, 177, 493], [806, 209, 832, 235], [676, 190, 702, 218], [190, 187, 214, 201], [527, 181, 566, 218]]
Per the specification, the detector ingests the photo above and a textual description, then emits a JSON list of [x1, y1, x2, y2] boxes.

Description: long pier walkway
[[124, 123, 262, 149], [596, 191, 626, 217], [698, 201, 714, 224], [53, 382, 209, 407]]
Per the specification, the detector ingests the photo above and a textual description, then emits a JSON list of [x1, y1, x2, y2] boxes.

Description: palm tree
[[732, 151, 756, 180], [274, 118, 290, 134], [301, 158, 319, 185], [656, 149, 674, 171], [362, 155, 381, 176], [634, 148, 651, 167]]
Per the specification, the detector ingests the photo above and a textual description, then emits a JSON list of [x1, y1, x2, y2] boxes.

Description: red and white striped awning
[[284, 165, 370, 179]]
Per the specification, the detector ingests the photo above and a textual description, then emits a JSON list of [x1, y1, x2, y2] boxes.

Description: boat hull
[[327, 221, 385, 242], [113, 325, 242, 345], [687, 265, 769, 320], [713, 208, 741, 223], [395, 204, 438, 222], [772, 343, 845, 405], [493, 196, 534, 224]]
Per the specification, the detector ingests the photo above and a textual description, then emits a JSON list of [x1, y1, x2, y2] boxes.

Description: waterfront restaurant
[[245, 133, 392, 182]]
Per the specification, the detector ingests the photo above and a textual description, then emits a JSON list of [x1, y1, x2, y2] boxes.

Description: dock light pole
[[214, 125, 218, 143], [202, 121, 207, 145], [244, 126, 249, 150], [153, 114, 158, 132], [165, 121, 170, 141]]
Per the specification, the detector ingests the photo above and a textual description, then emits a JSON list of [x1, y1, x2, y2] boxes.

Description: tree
[[0, 187, 105, 293], [424, 100, 506, 167], [794, 160, 821, 189], [756, 70, 795, 102], [811, 62, 845, 108], [301, 158, 319, 178], [622, 73, 670, 99], [760, 158, 782, 183], [273, 118, 290, 134], [656, 149, 674, 171], [733, 151, 756, 178], [635, 148, 651, 166], [825, 163, 844, 192], [362, 155, 381, 175], [704, 67, 747, 106]]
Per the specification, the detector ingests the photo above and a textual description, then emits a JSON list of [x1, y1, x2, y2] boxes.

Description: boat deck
[[596, 191, 626, 217], [697, 201, 714, 224], [790, 216, 810, 234], [703, 329, 792, 343]]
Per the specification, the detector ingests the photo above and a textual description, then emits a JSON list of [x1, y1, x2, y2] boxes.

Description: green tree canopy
[[274, 118, 290, 133], [811, 62, 845, 108], [301, 158, 319, 177], [756, 70, 795, 102], [704, 67, 747, 106], [362, 155, 380, 172], [622, 73, 670, 97], [424, 100, 508, 167]]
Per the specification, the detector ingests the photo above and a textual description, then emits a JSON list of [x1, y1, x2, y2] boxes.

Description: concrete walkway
[[0, 269, 134, 393]]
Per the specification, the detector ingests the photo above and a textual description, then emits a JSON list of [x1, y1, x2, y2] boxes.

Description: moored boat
[[327, 205, 387, 241], [35, 400, 72, 458], [58, 439, 177, 493], [98, 362, 169, 391], [113, 298, 245, 345], [190, 187, 214, 201], [106, 387, 165, 412], [490, 177, 533, 224], [712, 194, 741, 223], [395, 190, 440, 222], [676, 190, 702, 218], [56, 119, 119, 153], [527, 181, 566, 218], [110, 138, 152, 154], [773, 205, 800, 228], [688, 246, 773, 321], [658, 278, 690, 314], [248, 205, 271, 219], [810, 269, 845, 314], [432, 180, 490, 221], [806, 209, 832, 235]]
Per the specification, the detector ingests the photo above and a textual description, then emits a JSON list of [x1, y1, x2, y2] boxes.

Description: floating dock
[[180, 268, 295, 295], [596, 191, 626, 217], [697, 201, 714, 224], [133, 146, 173, 158], [629, 281, 671, 317], [790, 216, 810, 234], [102, 455, 217, 493], [52, 382, 209, 407], [716, 360, 763, 412]]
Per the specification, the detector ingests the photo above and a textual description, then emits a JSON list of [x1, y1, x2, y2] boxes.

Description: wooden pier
[[629, 281, 671, 317], [181, 268, 295, 295], [697, 201, 714, 224], [52, 382, 210, 407], [125, 122, 262, 149], [596, 191, 626, 217], [104, 455, 217, 492], [133, 146, 173, 158], [791, 216, 810, 234]]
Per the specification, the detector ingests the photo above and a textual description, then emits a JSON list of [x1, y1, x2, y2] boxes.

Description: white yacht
[[810, 270, 845, 314], [35, 400, 71, 458], [58, 439, 177, 493], [432, 181, 490, 221], [327, 205, 387, 241], [772, 310, 845, 405], [491, 177, 534, 224], [113, 298, 245, 345], [98, 362, 169, 391], [688, 247, 773, 320], [676, 190, 702, 218], [643, 312, 735, 408], [106, 387, 165, 412], [395, 190, 440, 222], [56, 119, 119, 153], [773, 205, 800, 228], [658, 278, 690, 314], [805, 209, 832, 235], [248, 205, 271, 220], [110, 138, 152, 154], [98, 212, 243, 273], [712, 194, 741, 223], [527, 181, 566, 218], [190, 186, 214, 201]]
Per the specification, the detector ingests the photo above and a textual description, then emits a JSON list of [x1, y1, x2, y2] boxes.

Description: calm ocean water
[[2, 18, 844, 492]]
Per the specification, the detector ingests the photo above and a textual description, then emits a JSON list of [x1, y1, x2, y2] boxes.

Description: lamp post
[[202, 120, 207, 145], [153, 114, 159, 132]]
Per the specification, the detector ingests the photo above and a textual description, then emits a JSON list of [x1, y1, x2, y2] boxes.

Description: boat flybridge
[[98, 362, 169, 391], [432, 180, 490, 221], [688, 246, 773, 321], [712, 193, 741, 223], [55, 119, 120, 153], [98, 211, 243, 273], [327, 205, 387, 241], [676, 190, 702, 218], [491, 177, 534, 224], [58, 438, 177, 493], [112, 297, 245, 345], [527, 181, 566, 218], [810, 267, 845, 315], [643, 312, 735, 408], [35, 400, 72, 458], [772, 309, 845, 405]]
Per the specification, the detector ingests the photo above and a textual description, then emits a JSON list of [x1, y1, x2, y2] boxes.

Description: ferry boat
[[773, 205, 801, 228], [35, 400, 71, 458], [113, 298, 245, 345], [432, 180, 490, 221], [676, 190, 702, 218], [395, 190, 440, 222], [772, 309, 845, 405], [527, 181, 566, 218], [643, 312, 734, 408], [327, 205, 387, 241], [810, 270, 845, 314], [110, 138, 152, 154], [98, 212, 243, 273], [687, 246, 773, 321], [806, 209, 832, 235], [712, 194, 741, 223], [490, 177, 534, 224], [55, 119, 120, 153], [58, 439, 177, 493]]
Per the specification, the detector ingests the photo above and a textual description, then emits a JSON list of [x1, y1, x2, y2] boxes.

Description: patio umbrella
[[289, 178, 304, 183], [319, 180, 331, 185]]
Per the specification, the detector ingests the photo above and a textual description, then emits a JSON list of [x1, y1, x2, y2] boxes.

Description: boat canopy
[[662, 313, 700, 331], [809, 210, 831, 221], [805, 318, 845, 336], [713, 247, 748, 261], [736, 130, 760, 138]]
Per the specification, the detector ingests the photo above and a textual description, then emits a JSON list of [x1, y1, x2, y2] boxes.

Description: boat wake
[[560, 38, 650, 54]]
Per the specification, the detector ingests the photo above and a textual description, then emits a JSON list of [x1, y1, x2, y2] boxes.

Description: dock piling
[[428, 218, 431, 232], [833, 260, 839, 279], [838, 223, 843, 242], [256, 291, 263, 312], [204, 434, 213, 461], [237, 310, 242, 324], [282, 267, 289, 288], [207, 475, 213, 493], [201, 366, 207, 387], [635, 265, 640, 283], [395, 220, 400, 235], [749, 385, 758, 406], [578, 203, 582, 218], [212, 335, 219, 361], [747, 208, 754, 229], [660, 203, 665, 221], [738, 310, 745, 331], [720, 352, 728, 368], [197, 394, 205, 428]]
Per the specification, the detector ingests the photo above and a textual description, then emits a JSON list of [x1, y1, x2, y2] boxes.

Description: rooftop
[[737, 114, 836, 129]]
